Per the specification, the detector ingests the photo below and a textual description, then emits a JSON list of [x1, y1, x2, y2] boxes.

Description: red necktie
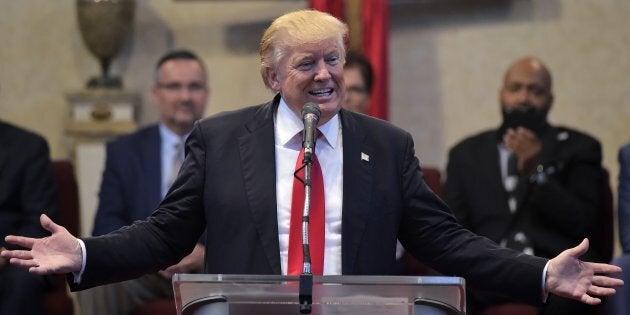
[[288, 148, 325, 275]]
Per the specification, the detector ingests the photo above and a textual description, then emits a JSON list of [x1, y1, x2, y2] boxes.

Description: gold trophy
[[76, 0, 136, 88]]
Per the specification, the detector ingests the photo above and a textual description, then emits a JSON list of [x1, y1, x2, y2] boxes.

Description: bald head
[[504, 57, 552, 90], [500, 56, 554, 112]]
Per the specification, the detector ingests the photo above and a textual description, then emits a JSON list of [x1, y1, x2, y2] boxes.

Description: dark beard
[[498, 106, 549, 140]]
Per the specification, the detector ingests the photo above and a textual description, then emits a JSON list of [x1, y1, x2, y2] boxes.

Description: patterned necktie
[[287, 148, 325, 275], [168, 140, 184, 188], [505, 153, 519, 214], [502, 153, 533, 254]]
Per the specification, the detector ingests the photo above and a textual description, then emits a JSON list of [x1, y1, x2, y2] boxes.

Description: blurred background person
[[0, 119, 58, 315], [606, 142, 630, 315], [342, 50, 373, 114], [81, 49, 209, 315], [444, 56, 605, 314]]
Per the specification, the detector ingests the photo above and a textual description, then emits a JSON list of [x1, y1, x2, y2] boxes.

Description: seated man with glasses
[[80, 49, 209, 315]]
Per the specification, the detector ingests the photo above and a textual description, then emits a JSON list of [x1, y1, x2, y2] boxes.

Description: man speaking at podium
[[2, 9, 623, 311]]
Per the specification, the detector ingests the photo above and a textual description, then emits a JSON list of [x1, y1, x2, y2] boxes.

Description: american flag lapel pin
[[361, 152, 370, 162]]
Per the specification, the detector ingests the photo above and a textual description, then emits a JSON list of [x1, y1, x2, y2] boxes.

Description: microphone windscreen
[[301, 102, 321, 120]]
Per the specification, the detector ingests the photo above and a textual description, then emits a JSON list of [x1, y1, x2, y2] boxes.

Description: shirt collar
[[275, 97, 339, 150], [159, 123, 189, 146]]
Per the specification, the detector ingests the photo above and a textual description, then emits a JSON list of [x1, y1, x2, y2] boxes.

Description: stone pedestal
[[64, 89, 140, 237]]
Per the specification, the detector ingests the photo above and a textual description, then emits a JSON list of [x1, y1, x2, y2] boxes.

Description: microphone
[[301, 102, 321, 163], [298, 102, 320, 314]]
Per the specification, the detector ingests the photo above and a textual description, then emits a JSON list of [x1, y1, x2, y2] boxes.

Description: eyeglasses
[[346, 85, 368, 95], [157, 82, 207, 93]]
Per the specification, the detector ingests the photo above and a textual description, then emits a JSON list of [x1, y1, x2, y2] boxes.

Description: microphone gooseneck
[[297, 102, 320, 314]]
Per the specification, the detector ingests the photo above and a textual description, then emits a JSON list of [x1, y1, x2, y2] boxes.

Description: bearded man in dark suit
[[444, 56, 605, 314]]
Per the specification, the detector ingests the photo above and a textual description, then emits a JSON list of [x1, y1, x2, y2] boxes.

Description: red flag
[[362, 0, 389, 120]]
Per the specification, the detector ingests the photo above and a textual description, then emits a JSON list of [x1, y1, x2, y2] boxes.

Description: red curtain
[[309, 0, 389, 120], [361, 0, 389, 120], [308, 0, 345, 20]]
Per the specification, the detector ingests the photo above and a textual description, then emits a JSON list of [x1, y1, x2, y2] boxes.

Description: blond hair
[[259, 9, 349, 89]]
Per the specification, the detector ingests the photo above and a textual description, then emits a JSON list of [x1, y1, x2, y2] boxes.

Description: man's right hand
[[503, 127, 542, 175], [0, 214, 82, 275]]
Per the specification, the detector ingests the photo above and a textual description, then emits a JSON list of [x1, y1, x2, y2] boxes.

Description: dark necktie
[[287, 148, 325, 275], [503, 153, 533, 254]]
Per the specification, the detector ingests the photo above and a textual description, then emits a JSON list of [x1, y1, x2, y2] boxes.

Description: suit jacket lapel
[[482, 131, 503, 187], [339, 110, 374, 274], [238, 98, 282, 274]]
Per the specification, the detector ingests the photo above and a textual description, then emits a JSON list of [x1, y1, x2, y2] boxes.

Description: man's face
[[152, 59, 209, 135], [265, 38, 345, 125], [499, 62, 553, 113], [343, 66, 370, 114]]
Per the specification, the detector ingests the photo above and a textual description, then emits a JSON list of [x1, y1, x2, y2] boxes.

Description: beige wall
[[1, 0, 628, 249], [0, 0, 305, 159]]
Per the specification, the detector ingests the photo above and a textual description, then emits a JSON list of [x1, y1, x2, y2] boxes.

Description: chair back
[[52, 160, 80, 236], [422, 166, 443, 197], [594, 167, 614, 262]]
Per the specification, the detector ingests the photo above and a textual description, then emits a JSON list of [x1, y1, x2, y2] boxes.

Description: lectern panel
[[173, 274, 465, 315]]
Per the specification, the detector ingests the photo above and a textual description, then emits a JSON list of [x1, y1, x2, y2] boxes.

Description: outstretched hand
[[546, 238, 623, 305], [0, 214, 82, 275]]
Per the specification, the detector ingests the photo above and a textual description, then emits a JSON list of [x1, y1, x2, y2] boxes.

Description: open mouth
[[309, 88, 333, 97]]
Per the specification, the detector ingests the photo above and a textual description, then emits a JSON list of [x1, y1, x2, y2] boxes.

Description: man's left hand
[[546, 239, 623, 305]]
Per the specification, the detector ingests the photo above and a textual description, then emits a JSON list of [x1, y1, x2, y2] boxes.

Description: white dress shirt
[[274, 98, 343, 275]]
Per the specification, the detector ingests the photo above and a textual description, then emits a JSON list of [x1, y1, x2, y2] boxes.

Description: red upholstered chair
[[130, 299, 176, 315], [595, 167, 614, 263], [422, 165, 443, 197], [44, 160, 80, 315], [479, 303, 539, 315], [402, 166, 443, 276]]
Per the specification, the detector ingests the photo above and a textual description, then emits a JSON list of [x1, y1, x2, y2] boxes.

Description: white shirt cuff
[[542, 260, 550, 302], [71, 238, 87, 284]]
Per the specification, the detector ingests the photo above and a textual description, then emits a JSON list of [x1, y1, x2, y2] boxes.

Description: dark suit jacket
[[92, 125, 162, 236], [0, 121, 58, 248], [444, 126, 604, 261], [76, 96, 548, 304]]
